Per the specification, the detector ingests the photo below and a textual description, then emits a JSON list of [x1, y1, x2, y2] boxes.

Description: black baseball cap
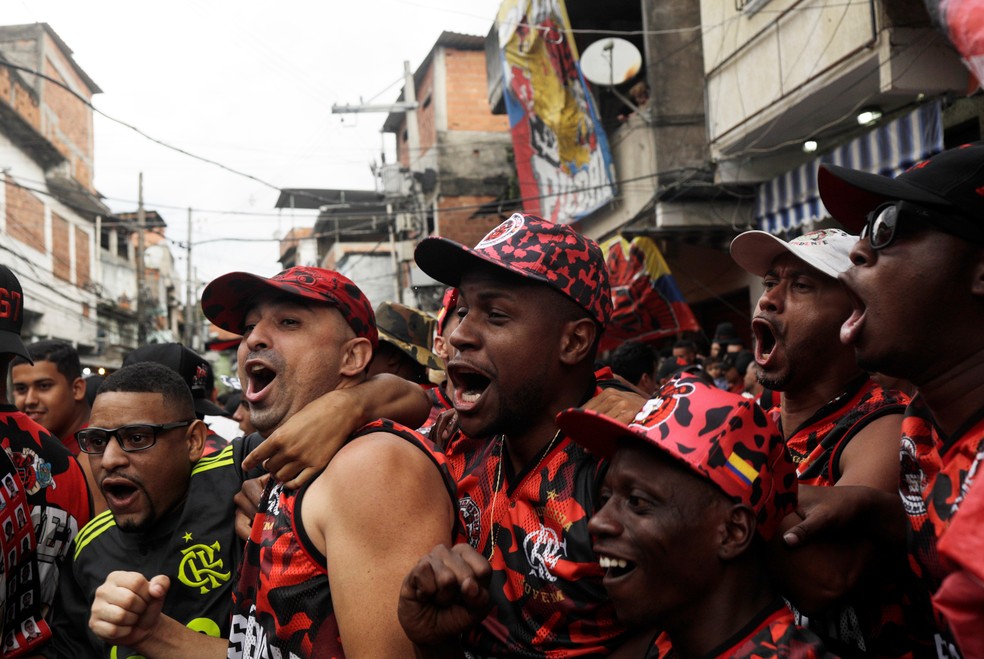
[[819, 142, 984, 238], [123, 343, 227, 417], [0, 266, 32, 363]]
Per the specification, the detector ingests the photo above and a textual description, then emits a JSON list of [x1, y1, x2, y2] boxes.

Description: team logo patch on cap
[[629, 381, 695, 433], [476, 215, 525, 249]]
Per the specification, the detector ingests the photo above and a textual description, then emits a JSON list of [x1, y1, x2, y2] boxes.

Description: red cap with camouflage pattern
[[201, 266, 378, 348], [555, 375, 797, 540], [414, 213, 612, 328]]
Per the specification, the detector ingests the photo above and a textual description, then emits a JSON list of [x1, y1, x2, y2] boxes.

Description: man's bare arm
[[771, 414, 907, 613], [242, 374, 430, 487], [308, 431, 456, 658]]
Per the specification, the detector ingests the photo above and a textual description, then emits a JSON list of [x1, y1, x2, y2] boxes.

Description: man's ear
[[559, 318, 598, 366], [340, 337, 374, 376], [718, 504, 757, 561], [186, 419, 208, 463], [71, 376, 86, 403]]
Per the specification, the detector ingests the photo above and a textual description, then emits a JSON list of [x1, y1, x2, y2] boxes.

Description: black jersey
[[46, 440, 251, 658]]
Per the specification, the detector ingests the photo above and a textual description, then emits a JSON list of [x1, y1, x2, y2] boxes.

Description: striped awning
[[756, 101, 943, 235]]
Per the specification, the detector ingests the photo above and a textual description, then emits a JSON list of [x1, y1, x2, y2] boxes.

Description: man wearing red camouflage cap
[[805, 142, 984, 658], [88, 266, 458, 658], [556, 375, 831, 658], [398, 214, 653, 657]]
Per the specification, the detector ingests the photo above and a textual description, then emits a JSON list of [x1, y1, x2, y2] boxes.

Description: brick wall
[[5, 178, 44, 247], [52, 211, 70, 282], [438, 195, 503, 246], [75, 225, 90, 288], [417, 66, 436, 155], [0, 68, 41, 131], [42, 49, 94, 190], [444, 50, 509, 133]]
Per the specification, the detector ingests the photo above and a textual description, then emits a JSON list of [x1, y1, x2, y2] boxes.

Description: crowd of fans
[[0, 144, 979, 658]]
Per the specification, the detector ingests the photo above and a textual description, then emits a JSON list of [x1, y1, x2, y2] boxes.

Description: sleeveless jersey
[[46, 441, 246, 659], [775, 378, 911, 657], [899, 397, 984, 659], [445, 422, 624, 655], [0, 406, 91, 657], [227, 420, 457, 659], [778, 376, 908, 486]]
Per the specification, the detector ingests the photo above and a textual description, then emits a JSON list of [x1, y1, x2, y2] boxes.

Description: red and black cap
[[201, 266, 378, 348], [0, 266, 31, 363], [435, 287, 458, 337], [819, 142, 984, 238], [414, 214, 613, 328], [556, 375, 797, 539]]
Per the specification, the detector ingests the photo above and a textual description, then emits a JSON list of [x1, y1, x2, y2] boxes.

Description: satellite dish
[[580, 38, 642, 87]]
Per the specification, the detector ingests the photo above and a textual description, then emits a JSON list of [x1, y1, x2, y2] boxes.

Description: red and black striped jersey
[[899, 397, 984, 659]]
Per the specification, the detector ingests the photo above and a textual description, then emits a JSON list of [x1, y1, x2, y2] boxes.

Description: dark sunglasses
[[75, 421, 194, 454], [861, 201, 983, 250]]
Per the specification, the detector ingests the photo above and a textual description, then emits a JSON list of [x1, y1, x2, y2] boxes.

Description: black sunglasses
[[861, 201, 983, 250], [76, 421, 194, 454]]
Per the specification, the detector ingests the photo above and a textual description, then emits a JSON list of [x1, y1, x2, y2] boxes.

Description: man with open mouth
[[398, 214, 654, 657], [556, 375, 831, 658], [730, 227, 910, 656], [87, 266, 458, 659], [49, 361, 244, 659], [814, 143, 984, 659]]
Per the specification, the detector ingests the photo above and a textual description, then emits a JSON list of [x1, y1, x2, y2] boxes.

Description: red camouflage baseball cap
[[201, 266, 378, 348], [555, 375, 797, 539], [414, 213, 613, 328]]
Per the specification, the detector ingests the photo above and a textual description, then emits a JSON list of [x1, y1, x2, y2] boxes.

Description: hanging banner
[[599, 234, 700, 353], [925, 0, 984, 88], [497, 0, 616, 223]]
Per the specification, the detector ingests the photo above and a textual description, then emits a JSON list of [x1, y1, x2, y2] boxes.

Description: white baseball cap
[[729, 228, 858, 279]]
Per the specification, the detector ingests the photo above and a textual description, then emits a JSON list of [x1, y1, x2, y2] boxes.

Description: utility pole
[[136, 172, 146, 344], [331, 61, 420, 304], [184, 207, 194, 348], [402, 60, 420, 173]]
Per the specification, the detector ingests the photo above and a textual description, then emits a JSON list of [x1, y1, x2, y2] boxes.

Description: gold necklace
[[486, 428, 564, 563]]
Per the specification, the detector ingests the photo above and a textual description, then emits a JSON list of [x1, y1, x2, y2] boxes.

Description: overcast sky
[[1, 0, 502, 288]]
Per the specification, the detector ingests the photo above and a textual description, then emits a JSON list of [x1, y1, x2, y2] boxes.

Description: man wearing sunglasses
[[46, 362, 246, 658], [795, 143, 984, 659]]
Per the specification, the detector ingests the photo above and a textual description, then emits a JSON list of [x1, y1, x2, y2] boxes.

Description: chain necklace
[[486, 428, 564, 563]]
